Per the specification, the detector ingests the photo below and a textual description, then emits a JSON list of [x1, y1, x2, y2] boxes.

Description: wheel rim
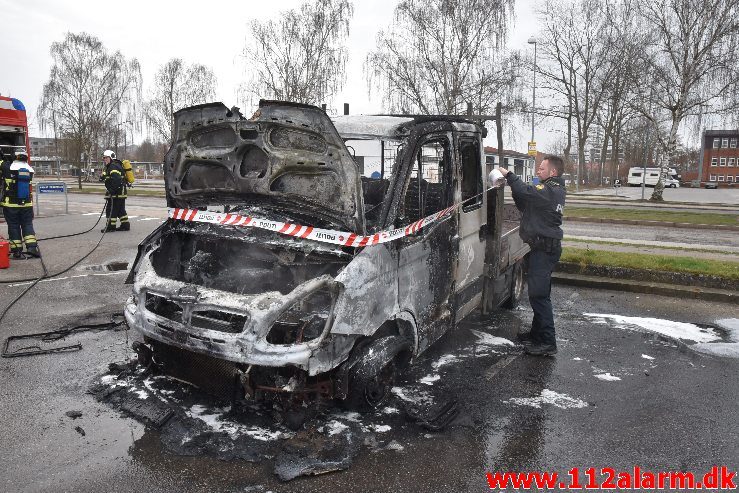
[[364, 363, 394, 407], [513, 264, 524, 300]]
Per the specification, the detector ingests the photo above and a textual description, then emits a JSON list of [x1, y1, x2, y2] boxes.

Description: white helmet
[[102, 149, 116, 159], [14, 150, 28, 161]]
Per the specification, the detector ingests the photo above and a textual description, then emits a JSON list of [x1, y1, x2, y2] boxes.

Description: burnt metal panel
[[164, 100, 365, 233]]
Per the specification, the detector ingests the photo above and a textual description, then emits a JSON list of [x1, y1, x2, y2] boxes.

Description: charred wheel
[[503, 258, 525, 309], [345, 359, 395, 412], [343, 335, 410, 412]]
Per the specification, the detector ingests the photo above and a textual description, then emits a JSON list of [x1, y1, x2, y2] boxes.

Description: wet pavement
[[1, 210, 738, 492]]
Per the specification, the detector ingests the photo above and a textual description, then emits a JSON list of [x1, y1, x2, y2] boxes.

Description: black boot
[[117, 222, 130, 231], [516, 331, 537, 345], [26, 245, 41, 258], [101, 224, 117, 233], [524, 343, 558, 356], [11, 250, 24, 259]]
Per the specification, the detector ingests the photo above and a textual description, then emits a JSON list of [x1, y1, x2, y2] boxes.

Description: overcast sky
[[0, 0, 549, 152]]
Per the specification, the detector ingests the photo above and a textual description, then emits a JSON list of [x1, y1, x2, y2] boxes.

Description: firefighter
[[1, 151, 40, 258], [497, 155, 566, 356], [100, 150, 129, 232]]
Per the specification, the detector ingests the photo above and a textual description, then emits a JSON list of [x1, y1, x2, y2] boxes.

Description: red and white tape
[[168, 204, 459, 247]]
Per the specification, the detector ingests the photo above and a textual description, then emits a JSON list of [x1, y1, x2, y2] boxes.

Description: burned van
[[124, 100, 528, 410]]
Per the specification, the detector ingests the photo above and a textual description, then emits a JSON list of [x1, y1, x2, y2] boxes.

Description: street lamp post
[[528, 37, 537, 145]]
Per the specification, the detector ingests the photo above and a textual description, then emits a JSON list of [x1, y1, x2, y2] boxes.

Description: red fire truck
[[0, 95, 30, 161]]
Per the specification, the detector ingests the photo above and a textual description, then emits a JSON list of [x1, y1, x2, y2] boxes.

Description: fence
[[32, 159, 164, 179]]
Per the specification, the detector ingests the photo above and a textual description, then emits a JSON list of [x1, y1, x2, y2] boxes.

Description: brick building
[[701, 130, 739, 186]]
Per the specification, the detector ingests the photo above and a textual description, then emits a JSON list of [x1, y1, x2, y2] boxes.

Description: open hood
[[164, 100, 365, 234]]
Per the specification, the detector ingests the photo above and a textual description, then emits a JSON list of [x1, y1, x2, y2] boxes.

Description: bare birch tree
[[38, 32, 141, 174], [536, 0, 619, 187], [366, 0, 519, 116], [594, 0, 644, 184], [147, 59, 217, 145], [635, 0, 739, 200], [242, 0, 353, 106]]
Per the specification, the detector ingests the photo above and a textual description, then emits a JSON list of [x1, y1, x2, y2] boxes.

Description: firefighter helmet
[[102, 149, 116, 159]]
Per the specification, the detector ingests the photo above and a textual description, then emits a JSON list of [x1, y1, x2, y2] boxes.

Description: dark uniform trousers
[[106, 197, 128, 227], [505, 172, 566, 348], [3, 206, 36, 253], [528, 244, 562, 346], [102, 159, 129, 230]]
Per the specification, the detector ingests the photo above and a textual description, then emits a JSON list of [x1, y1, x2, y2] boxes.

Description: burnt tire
[[344, 359, 396, 413], [503, 259, 525, 309]]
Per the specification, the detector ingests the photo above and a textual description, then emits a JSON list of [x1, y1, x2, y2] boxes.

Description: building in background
[[29, 137, 59, 159], [484, 146, 536, 182], [699, 130, 739, 186]]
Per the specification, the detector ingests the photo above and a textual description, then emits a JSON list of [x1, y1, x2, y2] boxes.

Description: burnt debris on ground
[[90, 315, 522, 481]]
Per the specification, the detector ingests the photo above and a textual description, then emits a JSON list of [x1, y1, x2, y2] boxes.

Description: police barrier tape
[[168, 203, 460, 248]]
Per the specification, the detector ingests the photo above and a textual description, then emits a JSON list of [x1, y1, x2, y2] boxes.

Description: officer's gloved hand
[[98, 174, 105, 182]]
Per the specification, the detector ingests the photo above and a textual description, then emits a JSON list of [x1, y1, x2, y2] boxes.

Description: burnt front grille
[[191, 310, 247, 334], [148, 339, 241, 399], [145, 293, 182, 322]]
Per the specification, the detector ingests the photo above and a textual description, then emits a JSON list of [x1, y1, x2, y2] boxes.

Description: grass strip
[[561, 247, 739, 281], [563, 237, 735, 255], [565, 206, 738, 226]]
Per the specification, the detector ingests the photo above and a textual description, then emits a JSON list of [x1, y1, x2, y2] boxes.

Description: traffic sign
[[37, 182, 66, 194], [528, 141, 537, 156], [35, 181, 68, 215]]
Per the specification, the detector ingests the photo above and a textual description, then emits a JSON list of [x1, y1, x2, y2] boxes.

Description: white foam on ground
[[432, 354, 462, 370], [133, 389, 149, 399], [385, 440, 404, 451], [716, 318, 739, 340], [504, 389, 588, 409], [370, 424, 391, 433], [641, 354, 655, 360], [469, 329, 515, 346], [693, 343, 739, 358], [584, 314, 720, 343], [325, 420, 348, 436], [186, 405, 283, 441], [382, 407, 400, 415], [419, 374, 441, 386], [594, 373, 621, 381], [692, 320, 739, 359], [573, 357, 583, 361], [391, 387, 434, 405], [331, 411, 362, 422]]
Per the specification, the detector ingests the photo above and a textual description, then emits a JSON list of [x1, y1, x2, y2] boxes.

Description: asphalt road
[[0, 213, 737, 493], [563, 221, 739, 250]]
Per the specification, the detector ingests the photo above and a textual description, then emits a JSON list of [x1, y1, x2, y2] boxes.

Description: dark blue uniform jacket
[[505, 173, 566, 244]]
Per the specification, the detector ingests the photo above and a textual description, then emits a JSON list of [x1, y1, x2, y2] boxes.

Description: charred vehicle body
[[125, 100, 528, 410]]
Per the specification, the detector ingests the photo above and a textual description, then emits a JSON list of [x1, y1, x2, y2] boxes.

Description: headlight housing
[[266, 286, 336, 345]]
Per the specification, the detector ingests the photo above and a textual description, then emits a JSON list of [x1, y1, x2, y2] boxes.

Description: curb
[[565, 216, 739, 231], [552, 272, 738, 304]]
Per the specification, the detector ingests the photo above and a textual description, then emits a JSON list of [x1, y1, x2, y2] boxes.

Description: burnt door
[[396, 133, 456, 354], [454, 133, 487, 319]]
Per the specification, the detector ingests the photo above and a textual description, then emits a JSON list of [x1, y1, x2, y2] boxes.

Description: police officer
[[100, 149, 129, 232], [1, 151, 40, 258], [497, 155, 566, 356]]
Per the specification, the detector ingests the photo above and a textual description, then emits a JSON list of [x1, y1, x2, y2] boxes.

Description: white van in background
[[627, 167, 681, 188]]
